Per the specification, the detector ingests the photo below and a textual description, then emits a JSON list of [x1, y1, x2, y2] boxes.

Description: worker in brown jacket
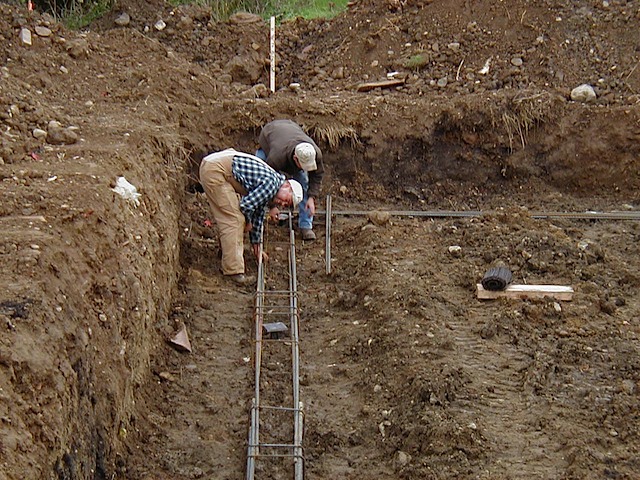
[[256, 119, 324, 241]]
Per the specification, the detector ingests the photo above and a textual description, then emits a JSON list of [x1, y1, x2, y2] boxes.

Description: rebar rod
[[246, 241, 266, 480], [288, 218, 304, 480], [315, 209, 640, 220], [325, 195, 332, 275], [246, 213, 304, 480]]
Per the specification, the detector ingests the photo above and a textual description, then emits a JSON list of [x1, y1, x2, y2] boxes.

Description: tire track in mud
[[446, 306, 566, 479]]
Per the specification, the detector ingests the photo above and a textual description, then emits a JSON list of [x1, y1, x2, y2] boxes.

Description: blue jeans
[[256, 148, 313, 229]]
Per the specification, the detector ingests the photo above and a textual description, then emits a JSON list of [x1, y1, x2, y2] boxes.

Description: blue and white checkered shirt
[[232, 153, 285, 244]]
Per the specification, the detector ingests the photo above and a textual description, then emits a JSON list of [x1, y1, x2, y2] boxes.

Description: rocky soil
[[1, 0, 639, 479]]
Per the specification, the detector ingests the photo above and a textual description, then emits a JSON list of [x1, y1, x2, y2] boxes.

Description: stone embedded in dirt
[[599, 299, 616, 315], [65, 38, 89, 59], [158, 371, 177, 382], [228, 12, 262, 25], [331, 66, 345, 79], [46, 127, 79, 145], [177, 16, 193, 30], [35, 26, 52, 37], [254, 83, 269, 96], [19, 28, 32, 46], [154, 20, 166, 31], [32, 128, 47, 139], [241, 83, 269, 98], [395, 450, 411, 468], [225, 53, 263, 84], [40, 12, 55, 25], [571, 84, 597, 102], [114, 12, 131, 27], [368, 210, 391, 226]]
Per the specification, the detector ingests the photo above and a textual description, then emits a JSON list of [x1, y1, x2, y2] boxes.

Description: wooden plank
[[476, 284, 574, 301], [356, 79, 405, 92], [0, 215, 47, 222]]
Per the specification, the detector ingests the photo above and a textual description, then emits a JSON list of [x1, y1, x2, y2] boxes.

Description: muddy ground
[[1, 0, 639, 479]]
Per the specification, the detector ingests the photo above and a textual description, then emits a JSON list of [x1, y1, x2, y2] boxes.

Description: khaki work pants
[[199, 150, 247, 275]]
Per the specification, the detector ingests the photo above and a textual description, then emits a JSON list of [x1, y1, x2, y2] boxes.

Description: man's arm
[[248, 208, 266, 244], [306, 165, 324, 200]]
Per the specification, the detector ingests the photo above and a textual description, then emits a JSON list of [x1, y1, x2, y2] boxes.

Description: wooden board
[[356, 79, 405, 92], [476, 284, 574, 301]]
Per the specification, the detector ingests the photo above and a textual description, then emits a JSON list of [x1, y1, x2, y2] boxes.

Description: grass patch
[[63, 0, 113, 29], [402, 53, 429, 70], [36, 0, 349, 28], [169, 0, 349, 21], [282, 0, 348, 20]]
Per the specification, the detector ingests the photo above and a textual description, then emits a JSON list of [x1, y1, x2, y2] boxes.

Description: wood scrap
[[476, 284, 574, 301], [356, 79, 405, 92]]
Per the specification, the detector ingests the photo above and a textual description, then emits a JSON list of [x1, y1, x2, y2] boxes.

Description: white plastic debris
[[112, 176, 141, 207], [479, 57, 492, 75]]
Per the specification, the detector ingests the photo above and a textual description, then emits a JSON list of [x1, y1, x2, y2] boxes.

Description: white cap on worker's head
[[288, 179, 303, 207], [294, 142, 317, 172]]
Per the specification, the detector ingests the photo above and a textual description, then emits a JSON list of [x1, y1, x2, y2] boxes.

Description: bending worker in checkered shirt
[[199, 148, 303, 286]]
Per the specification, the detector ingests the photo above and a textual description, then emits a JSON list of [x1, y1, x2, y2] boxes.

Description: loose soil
[[1, 0, 639, 479]]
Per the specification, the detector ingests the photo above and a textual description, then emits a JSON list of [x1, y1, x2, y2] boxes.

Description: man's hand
[[305, 197, 316, 217], [268, 206, 280, 222], [245, 222, 253, 233], [252, 243, 269, 263]]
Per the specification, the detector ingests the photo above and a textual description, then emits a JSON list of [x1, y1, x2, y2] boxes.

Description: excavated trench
[[4, 1, 640, 477], [117, 115, 640, 480], [35, 101, 639, 480]]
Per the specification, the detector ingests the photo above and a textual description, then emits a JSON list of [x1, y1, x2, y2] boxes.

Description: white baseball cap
[[288, 179, 303, 207], [294, 142, 317, 171]]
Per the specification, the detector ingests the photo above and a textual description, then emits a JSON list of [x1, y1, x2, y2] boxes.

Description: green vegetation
[[402, 53, 429, 70], [168, 0, 349, 21], [267, 0, 349, 21], [63, 0, 114, 29], [27, 0, 348, 28], [167, 0, 266, 21], [27, 0, 115, 28]]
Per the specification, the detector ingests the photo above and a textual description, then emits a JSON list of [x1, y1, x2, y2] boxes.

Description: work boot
[[300, 228, 316, 241], [225, 273, 256, 286]]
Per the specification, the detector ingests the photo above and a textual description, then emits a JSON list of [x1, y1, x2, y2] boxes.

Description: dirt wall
[[1, 131, 186, 478]]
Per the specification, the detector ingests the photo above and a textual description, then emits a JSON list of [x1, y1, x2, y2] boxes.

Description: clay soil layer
[[1, 0, 639, 479]]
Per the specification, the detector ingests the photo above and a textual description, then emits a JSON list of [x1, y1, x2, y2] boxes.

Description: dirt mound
[[1, 0, 639, 479]]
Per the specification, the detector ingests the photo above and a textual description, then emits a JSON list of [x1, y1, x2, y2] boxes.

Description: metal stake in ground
[[325, 194, 332, 275]]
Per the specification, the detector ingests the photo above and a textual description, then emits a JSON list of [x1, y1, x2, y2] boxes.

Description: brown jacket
[[258, 119, 324, 199]]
